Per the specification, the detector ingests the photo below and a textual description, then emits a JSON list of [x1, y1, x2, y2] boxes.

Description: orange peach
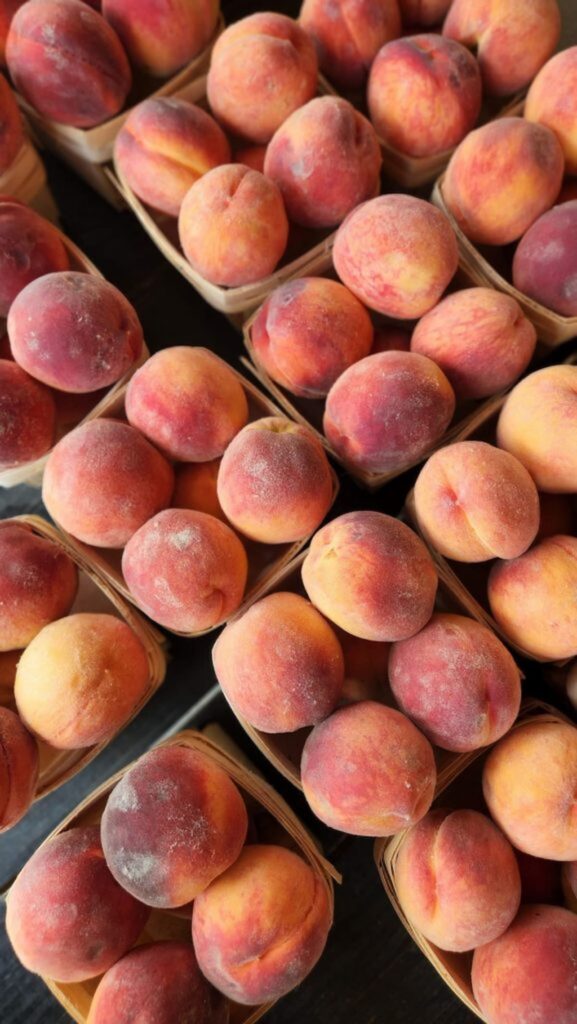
[[0, 706, 38, 830], [0, 199, 70, 317], [299, 0, 401, 89], [102, 0, 219, 77], [0, 72, 23, 173], [526, 48, 577, 174], [0, 360, 55, 468], [512, 202, 577, 317], [173, 460, 226, 521], [399, 0, 451, 27]]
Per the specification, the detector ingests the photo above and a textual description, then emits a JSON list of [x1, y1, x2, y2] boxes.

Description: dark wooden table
[[2, 2, 577, 1020]]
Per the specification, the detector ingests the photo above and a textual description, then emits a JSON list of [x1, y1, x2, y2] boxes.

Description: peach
[[114, 98, 231, 217], [42, 419, 174, 548], [399, 0, 451, 27], [301, 700, 436, 835], [537, 493, 577, 541], [125, 348, 248, 462], [9, 272, 143, 393], [323, 351, 455, 476], [0, 360, 55, 468], [250, 277, 373, 398], [497, 365, 577, 493], [15, 612, 150, 748], [6, 826, 149, 981], [483, 720, 577, 859], [101, 745, 248, 907], [299, 0, 401, 90], [333, 194, 458, 317], [192, 844, 332, 1004], [411, 287, 537, 400], [0, 2, 24, 64], [0, 72, 23, 173], [303, 511, 437, 642], [213, 592, 344, 733], [442, 118, 564, 246], [472, 905, 577, 1024], [516, 851, 562, 904], [121, 509, 248, 633], [233, 144, 266, 173], [368, 34, 481, 158], [443, 0, 560, 96], [264, 96, 381, 229], [178, 164, 289, 287], [0, 706, 38, 830], [207, 13, 318, 145], [0, 199, 70, 317], [512, 202, 577, 317], [396, 809, 521, 951], [488, 535, 577, 661], [389, 613, 521, 752], [413, 441, 540, 562], [0, 524, 78, 651], [217, 417, 333, 545], [87, 942, 228, 1024], [173, 460, 226, 522], [338, 631, 390, 703], [102, 0, 219, 77], [6, 0, 131, 127], [371, 326, 411, 352], [526, 48, 577, 173]]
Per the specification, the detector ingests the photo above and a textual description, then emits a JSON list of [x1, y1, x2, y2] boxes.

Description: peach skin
[[0, 360, 55, 468], [0, 706, 38, 831], [512, 202, 577, 318], [399, 0, 451, 27], [299, 0, 401, 90], [526, 47, 577, 175], [0, 72, 23, 173], [102, 0, 219, 77], [0, 198, 69, 317]]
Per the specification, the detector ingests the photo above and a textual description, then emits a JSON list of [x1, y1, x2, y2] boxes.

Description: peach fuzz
[[303, 511, 437, 642], [396, 809, 521, 951], [173, 461, 226, 521], [101, 746, 248, 907], [102, 0, 219, 77], [389, 613, 521, 752], [213, 592, 344, 733], [264, 96, 381, 229], [9, 272, 143, 393], [301, 700, 436, 835], [413, 441, 540, 562], [0, 73, 23, 173], [178, 164, 289, 287], [483, 720, 577, 860], [15, 612, 150, 748], [399, 0, 451, 27], [368, 34, 481, 159], [526, 48, 577, 175], [126, 348, 248, 462], [6, 826, 149, 981], [6, 0, 131, 128], [333, 194, 458, 318], [323, 351, 455, 476], [42, 419, 174, 548], [488, 535, 577, 661], [497, 365, 577, 493], [87, 942, 228, 1024], [121, 509, 248, 633], [338, 631, 390, 703], [0, 360, 55, 468], [0, 199, 69, 317], [217, 417, 333, 545], [512, 202, 577, 318], [372, 326, 411, 353], [207, 13, 317, 145], [516, 851, 562, 904], [299, 0, 400, 90], [411, 288, 537, 400], [192, 844, 332, 1004], [0, 706, 38, 830], [443, 0, 560, 96], [114, 98, 230, 218], [472, 905, 577, 1024], [442, 118, 564, 246], [250, 277, 373, 398], [0, 524, 77, 651]]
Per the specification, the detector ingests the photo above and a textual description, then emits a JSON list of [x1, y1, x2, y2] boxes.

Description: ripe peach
[[0, 706, 38, 830], [333, 194, 458, 317], [512, 202, 577, 317], [0, 199, 69, 317], [413, 441, 540, 562], [299, 0, 401, 90], [526, 48, 577, 174], [442, 118, 564, 246], [0, 360, 55, 468], [173, 461, 226, 522], [399, 0, 451, 27], [0, 72, 23, 173], [323, 351, 455, 476], [102, 0, 219, 77]]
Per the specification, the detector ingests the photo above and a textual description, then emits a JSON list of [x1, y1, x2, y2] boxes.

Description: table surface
[[2, 2, 577, 1021]]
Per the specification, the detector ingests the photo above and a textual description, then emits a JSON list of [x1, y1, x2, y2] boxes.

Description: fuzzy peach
[[411, 287, 537, 399], [122, 508, 248, 633], [301, 701, 436, 835], [207, 13, 317, 144], [102, 0, 218, 77], [250, 277, 373, 398], [323, 351, 455, 476], [399, 0, 451, 27], [413, 441, 540, 562], [6, 826, 149, 981], [299, 0, 400, 90], [0, 706, 38, 830], [0, 72, 23, 172], [0, 199, 70, 317], [526, 48, 577, 174], [173, 461, 226, 521], [6, 0, 131, 127], [512, 202, 577, 317], [0, 360, 55, 468], [114, 97, 230, 217], [442, 118, 564, 246], [333, 194, 458, 317]]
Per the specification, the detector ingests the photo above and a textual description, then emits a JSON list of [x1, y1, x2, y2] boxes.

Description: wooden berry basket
[[16, 18, 223, 209], [1, 514, 167, 803], [0, 135, 58, 222], [35, 727, 338, 1024], [374, 700, 572, 1021], [49, 351, 339, 639]]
